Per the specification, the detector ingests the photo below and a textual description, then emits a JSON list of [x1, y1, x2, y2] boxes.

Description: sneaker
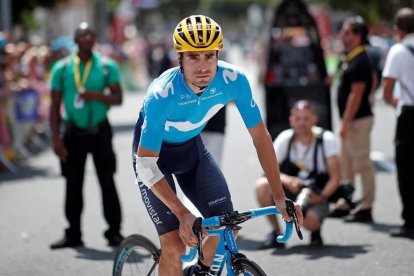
[[310, 230, 323, 246], [390, 226, 414, 238], [329, 208, 351, 218], [344, 208, 373, 223], [258, 231, 286, 250], [104, 230, 124, 247], [50, 236, 84, 250]]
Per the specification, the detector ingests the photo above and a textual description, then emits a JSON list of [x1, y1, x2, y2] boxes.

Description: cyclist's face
[[181, 50, 218, 92], [289, 108, 317, 135]]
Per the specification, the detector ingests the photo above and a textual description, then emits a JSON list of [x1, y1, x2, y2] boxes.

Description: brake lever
[[192, 217, 204, 260], [285, 199, 303, 240]]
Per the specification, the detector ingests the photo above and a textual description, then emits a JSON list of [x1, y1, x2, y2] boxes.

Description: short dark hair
[[345, 16, 369, 45], [291, 100, 315, 113], [74, 22, 95, 39], [394, 8, 414, 34]]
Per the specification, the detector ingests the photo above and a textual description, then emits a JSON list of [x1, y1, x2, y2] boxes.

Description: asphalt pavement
[[1, 51, 413, 276]]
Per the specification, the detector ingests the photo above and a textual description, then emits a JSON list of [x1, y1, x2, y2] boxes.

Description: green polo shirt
[[50, 52, 121, 128]]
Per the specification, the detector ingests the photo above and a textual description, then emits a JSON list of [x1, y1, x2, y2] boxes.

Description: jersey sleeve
[[105, 57, 121, 85], [49, 59, 66, 91], [232, 71, 262, 128], [139, 81, 173, 152]]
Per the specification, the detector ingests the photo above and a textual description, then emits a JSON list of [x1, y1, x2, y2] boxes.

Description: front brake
[[192, 217, 204, 260], [285, 199, 303, 240]]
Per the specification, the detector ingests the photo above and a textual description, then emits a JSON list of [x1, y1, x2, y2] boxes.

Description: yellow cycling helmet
[[173, 15, 223, 52]]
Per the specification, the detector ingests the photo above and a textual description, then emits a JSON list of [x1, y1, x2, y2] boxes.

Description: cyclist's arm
[[137, 146, 190, 217], [248, 121, 302, 224], [137, 145, 198, 246]]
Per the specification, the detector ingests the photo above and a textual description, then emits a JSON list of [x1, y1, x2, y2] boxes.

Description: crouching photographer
[[255, 100, 341, 247]]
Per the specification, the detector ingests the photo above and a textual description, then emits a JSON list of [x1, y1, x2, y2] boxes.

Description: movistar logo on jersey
[[153, 82, 174, 99], [165, 104, 224, 132], [223, 68, 238, 84]]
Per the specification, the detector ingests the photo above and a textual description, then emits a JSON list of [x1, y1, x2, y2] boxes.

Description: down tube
[[208, 229, 232, 275]]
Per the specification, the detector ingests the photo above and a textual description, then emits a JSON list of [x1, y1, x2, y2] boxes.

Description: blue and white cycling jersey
[[138, 60, 262, 152]]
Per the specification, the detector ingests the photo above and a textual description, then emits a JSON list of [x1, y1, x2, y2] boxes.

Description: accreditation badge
[[74, 94, 84, 109]]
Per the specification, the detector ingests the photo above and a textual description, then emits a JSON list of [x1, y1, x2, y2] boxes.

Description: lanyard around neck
[[74, 55, 93, 93], [344, 45, 365, 63]]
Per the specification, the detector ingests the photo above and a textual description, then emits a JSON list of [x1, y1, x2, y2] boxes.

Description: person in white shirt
[[255, 100, 340, 247], [382, 7, 414, 238]]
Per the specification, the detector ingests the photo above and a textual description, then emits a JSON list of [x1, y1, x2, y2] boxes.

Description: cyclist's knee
[[159, 231, 186, 261]]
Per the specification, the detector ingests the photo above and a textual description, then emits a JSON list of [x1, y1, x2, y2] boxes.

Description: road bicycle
[[112, 200, 302, 276]]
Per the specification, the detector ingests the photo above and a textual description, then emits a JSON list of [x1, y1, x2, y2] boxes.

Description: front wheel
[[233, 258, 267, 276], [112, 234, 160, 276]]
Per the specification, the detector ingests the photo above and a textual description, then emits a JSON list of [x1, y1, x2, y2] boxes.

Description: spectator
[[255, 100, 340, 247], [332, 16, 376, 223], [49, 22, 124, 249], [382, 7, 414, 238]]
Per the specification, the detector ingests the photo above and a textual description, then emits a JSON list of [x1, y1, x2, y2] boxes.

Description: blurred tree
[[311, 0, 414, 22], [13, 0, 63, 28], [13, 0, 121, 30]]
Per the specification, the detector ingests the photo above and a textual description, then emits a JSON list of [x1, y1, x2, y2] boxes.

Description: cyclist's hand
[[178, 213, 199, 247], [274, 198, 290, 222]]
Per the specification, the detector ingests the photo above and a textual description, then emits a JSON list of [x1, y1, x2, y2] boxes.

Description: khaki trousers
[[341, 116, 376, 209]]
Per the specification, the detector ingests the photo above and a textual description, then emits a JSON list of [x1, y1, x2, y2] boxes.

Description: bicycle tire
[[112, 234, 160, 276], [233, 258, 267, 276]]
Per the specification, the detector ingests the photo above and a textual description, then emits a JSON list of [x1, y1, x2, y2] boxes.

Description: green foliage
[[310, 0, 414, 22], [20, 9, 39, 30]]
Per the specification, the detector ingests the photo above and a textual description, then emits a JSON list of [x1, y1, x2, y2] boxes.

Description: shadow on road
[[271, 243, 370, 260], [237, 235, 370, 260], [74, 246, 116, 261], [0, 163, 53, 183]]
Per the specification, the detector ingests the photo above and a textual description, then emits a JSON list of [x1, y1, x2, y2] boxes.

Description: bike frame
[[181, 206, 294, 275]]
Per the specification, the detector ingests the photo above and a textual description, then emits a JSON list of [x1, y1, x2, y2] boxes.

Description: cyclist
[[132, 15, 303, 276]]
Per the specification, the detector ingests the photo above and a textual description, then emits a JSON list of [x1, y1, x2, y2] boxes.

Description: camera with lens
[[296, 178, 320, 213], [296, 177, 356, 213]]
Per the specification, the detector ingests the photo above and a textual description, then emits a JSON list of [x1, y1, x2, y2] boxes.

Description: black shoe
[[50, 236, 84, 250], [344, 208, 373, 223], [104, 230, 124, 247], [258, 231, 286, 250], [390, 226, 414, 238], [329, 208, 351, 218], [182, 265, 209, 276], [183, 265, 195, 276], [310, 230, 323, 246]]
